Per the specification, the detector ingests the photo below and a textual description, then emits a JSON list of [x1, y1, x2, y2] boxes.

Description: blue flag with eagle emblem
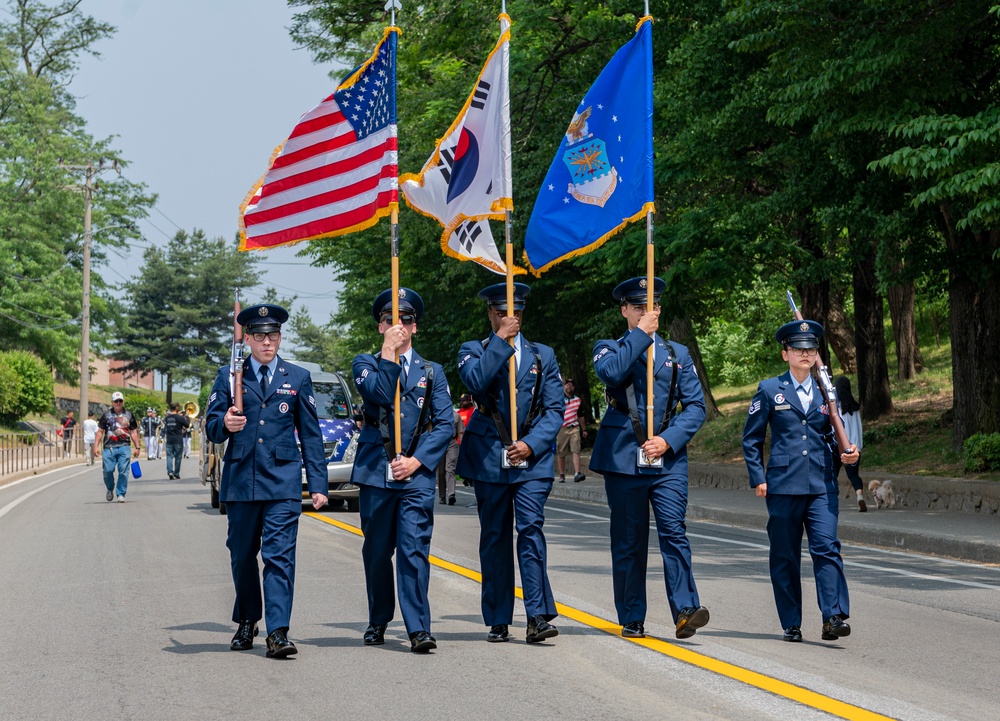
[[524, 17, 655, 275]]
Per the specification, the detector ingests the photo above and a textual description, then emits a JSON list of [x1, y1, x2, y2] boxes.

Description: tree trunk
[[668, 316, 719, 420], [887, 281, 924, 381], [853, 246, 893, 421], [826, 290, 857, 374], [166, 373, 173, 406], [943, 221, 1000, 451], [798, 278, 833, 368]]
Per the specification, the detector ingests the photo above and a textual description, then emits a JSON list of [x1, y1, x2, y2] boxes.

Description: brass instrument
[[184, 401, 199, 418]]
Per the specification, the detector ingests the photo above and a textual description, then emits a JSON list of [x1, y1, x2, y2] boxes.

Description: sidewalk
[[551, 458, 1000, 564]]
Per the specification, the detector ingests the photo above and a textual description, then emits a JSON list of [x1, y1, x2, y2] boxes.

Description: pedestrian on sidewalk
[[742, 320, 860, 644], [82, 412, 98, 466], [351, 288, 453, 653], [59, 410, 76, 457], [456, 282, 564, 645], [93, 392, 140, 502], [590, 277, 710, 642], [162, 403, 190, 479], [456, 394, 474, 487], [556, 378, 587, 483], [833, 376, 866, 512], [436, 408, 462, 505]]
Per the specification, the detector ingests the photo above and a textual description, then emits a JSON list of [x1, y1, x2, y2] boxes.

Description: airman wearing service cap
[[590, 276, 710, 641], [743, 318, 860, 643], [205, 302, 327, 659], [350, 287, 453, 653], [456, 282, 564, 644]]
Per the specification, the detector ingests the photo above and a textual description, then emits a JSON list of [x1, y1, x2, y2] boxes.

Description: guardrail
[[0, 430, 85, 477], [1, 427, 204, 479]]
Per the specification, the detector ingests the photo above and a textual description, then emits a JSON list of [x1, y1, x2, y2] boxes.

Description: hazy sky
[[71, 0, 347, 325]]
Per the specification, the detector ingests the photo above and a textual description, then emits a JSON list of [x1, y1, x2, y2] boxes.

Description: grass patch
[[688, 341, 1000, 481]]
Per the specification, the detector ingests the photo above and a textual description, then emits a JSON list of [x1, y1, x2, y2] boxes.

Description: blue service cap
[[372, 287, 424, 322], [238, 304, 289, 332], [612, 276, 666, 304], [776, 320, 824, 348], [479, 282, 530, 311]]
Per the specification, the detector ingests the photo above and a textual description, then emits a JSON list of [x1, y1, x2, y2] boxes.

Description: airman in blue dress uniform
[[742, 320, 859, 643], [205, 303, 328, 658], [456, 282, 564, 644], [351, 288, 454, 653], [590, 277, 710, 640]]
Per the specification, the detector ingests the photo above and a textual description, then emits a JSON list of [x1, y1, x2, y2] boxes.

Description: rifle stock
[[785, 291, 854, 454], [232, 290, 244, 414]]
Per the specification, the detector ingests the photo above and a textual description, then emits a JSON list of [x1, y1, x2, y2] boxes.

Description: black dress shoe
[[265, 628, 298, 658], [525, 615, 558, 643], [363, 623, 387, 646], [675, 606, 710, 639], [621, 621, 645, 638], [573, 472, 586, 483], [487, 624, 509, 642], [783, 626, 803, 642], [230, 620, 258, 650], [409, 630, 437, 653], [821, 616, 851, 641], [448, 495, 456, 506]]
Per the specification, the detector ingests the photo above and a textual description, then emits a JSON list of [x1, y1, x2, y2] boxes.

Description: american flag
[[239, 28, 399, 251]]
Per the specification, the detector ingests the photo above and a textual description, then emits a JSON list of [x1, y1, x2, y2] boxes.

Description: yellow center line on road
[[305, 511, 897, 721]]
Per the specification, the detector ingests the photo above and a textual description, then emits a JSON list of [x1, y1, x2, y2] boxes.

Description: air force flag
[[524, 17, 655, 275], [400, 14, 524, 275]]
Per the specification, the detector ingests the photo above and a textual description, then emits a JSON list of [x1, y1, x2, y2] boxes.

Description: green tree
[[726, 0, 1000, 446], [115, 230, 260, 402], [0, 349, 54, 425], [0, 1, 152, 378]]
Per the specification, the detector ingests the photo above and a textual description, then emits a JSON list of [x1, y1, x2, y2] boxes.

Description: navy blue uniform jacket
[[590, 330, 706, 477], [742, 372, 837, 494], [205, 357, 327, 502], [456, 333, 563, 484], [350, 350, 454, 490]]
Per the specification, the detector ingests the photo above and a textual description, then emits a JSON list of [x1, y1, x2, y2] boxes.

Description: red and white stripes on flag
[[239, 28, 399, 251]]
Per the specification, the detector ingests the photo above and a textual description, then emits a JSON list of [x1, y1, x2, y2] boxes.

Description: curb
[[0, 458, 85, 489], [549, 476, 1000, 565]]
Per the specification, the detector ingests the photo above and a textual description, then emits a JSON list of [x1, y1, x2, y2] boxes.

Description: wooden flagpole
[[643, 0, 655, 440], [389, 0, 403, 457], [501, 0, 517, 444]]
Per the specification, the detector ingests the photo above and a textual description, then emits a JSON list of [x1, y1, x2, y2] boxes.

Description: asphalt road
[[2, 463, 998, 721]]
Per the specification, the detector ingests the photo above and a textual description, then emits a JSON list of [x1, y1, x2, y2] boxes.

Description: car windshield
[[312, 381, 351, 420]]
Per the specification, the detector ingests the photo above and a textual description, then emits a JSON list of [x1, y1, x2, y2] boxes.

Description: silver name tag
[[774, 404, 791, 410], [637, 448, 663, 468]]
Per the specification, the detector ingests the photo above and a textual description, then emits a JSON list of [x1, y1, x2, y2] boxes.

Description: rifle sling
[[607, 346, 679, 444], [479, 345, 544, 447], [364, 362, 436, 462]]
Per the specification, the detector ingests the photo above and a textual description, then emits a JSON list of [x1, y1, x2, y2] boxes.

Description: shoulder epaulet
[[481, 337, 490, 348]]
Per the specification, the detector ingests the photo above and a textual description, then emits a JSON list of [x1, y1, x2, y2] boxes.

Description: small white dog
[[868, 479, 896, 509]]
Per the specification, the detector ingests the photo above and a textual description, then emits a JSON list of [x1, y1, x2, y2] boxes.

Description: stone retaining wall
[[687, 462, 1000, 515]]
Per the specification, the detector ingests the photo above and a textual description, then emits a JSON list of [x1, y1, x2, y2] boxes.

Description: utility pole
[[60, 160, 119, 422]]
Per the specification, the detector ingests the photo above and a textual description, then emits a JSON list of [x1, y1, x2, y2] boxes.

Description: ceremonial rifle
[[785, 291, 854, 454], [230, 289, 244, 415]]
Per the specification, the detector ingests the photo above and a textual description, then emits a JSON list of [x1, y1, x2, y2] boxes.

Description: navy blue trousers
[[604, 472, 700, 624], [225, 499, 300, 634], [359, 484, 435, 636], [474, 479, 557, 625], [765, 491, 850, 628]]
